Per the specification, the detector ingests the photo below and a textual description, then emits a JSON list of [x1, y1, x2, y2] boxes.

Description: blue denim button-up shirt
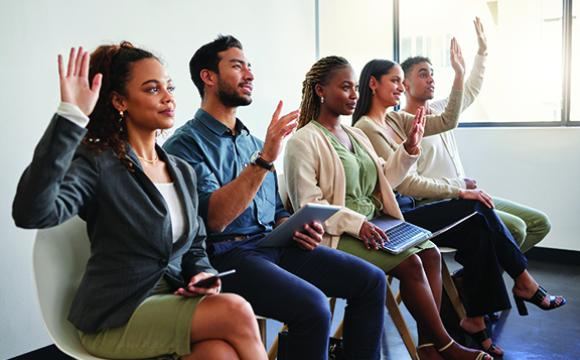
[[164, 109, 290, 253]]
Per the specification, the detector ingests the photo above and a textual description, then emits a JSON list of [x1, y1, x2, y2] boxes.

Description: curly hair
[[298, 56, 350, 129], [85, 41, 158, 170]]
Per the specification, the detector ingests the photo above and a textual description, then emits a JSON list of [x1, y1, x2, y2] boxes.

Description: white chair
[[33, 217, 272, 360], [33, 216, 107, 360]]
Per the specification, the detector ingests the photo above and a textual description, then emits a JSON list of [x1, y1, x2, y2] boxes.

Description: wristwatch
[[250, 151, 275, 172]]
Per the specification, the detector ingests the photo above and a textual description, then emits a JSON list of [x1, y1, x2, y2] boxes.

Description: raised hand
[[261, 100, 299, 162], [474, 16, 488, 55], [404, 106, 426, 155], [58, 47, 102, 116], [450, 37, 465, 77]]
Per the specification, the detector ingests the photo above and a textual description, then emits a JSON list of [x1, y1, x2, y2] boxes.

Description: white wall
[[0, 0, 315, 358], [456, 127, 580, 252]]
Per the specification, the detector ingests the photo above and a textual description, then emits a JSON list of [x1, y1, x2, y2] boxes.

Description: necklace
[[137, 153, 159, 165]]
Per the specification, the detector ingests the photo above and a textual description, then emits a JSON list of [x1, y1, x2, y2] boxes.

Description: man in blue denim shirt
[[164, 35, 387, 360]]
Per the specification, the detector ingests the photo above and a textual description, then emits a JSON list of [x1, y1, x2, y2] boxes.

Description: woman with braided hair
[[284, 55, 491, 360], [12, 43, 267, 360]]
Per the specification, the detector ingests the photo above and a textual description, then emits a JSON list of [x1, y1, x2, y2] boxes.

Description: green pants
[[493, 196, 551, 253]]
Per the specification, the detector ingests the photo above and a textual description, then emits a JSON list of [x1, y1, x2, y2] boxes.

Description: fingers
[[293, 230, 319, 250], [270, 100, 284, 125], [57, 54, 64, 79], [66, 47, 75, 77], [91, 73, 103, 93], [79, 50, 90, 79], [477, 190, 494, 208], [74, 46, 84, 77]]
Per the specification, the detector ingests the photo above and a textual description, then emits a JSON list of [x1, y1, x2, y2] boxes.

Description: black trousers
[[401, 198, 528, 316]]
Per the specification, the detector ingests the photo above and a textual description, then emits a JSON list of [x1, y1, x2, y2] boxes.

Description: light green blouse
[[314, 121, 380, 219]]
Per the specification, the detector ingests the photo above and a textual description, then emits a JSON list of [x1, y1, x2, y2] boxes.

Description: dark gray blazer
[[13, 115, 216, 333]]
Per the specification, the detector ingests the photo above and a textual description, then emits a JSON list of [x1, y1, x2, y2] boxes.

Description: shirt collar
[[194, 108, 250, 136]]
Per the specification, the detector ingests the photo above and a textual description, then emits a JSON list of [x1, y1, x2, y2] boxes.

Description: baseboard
[[526, 247, 580, 265], [10, 345, 72, 360]]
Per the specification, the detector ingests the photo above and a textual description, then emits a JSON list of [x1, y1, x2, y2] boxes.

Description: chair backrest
[[33, 216, 107, 360]]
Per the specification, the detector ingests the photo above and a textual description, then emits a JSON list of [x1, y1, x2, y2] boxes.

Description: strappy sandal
[[513, 285, 567, 316], [438, 340, 491, 360], [464, 327, 503, 357]]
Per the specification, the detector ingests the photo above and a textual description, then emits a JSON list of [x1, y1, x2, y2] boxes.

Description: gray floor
[[265, 254, 580, 359], [15, 255, 580, 359]]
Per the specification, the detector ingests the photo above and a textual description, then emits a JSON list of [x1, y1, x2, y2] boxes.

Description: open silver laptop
[[371, 212, 478, 254]]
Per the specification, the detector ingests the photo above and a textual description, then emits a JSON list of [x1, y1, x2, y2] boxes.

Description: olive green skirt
[[337, 235, 436, 273], [79, 278, 203, 360]]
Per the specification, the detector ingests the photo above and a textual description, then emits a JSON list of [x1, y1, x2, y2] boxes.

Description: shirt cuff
[[57, 102, 90, 128]]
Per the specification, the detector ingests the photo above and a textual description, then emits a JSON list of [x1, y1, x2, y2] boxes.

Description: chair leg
[[268, 324, 287, 360], [386, 283, 419, 360], [257, 317, 267, 348], [441, 259, 466, 321]]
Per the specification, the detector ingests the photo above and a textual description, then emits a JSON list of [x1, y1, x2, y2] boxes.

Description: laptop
[[371, 211, 478, 254]]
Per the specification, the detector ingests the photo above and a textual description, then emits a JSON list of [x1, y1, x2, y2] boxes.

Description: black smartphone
[[192, 269, 236, 288]]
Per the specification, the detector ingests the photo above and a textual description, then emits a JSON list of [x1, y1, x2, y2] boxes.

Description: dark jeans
[[210, 244, 386, 360], [401, 198, 528, 316]]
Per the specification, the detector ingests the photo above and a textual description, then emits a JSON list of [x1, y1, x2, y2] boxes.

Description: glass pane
[[319, 0, 394, 74], [570, 1, 580, 121], [399, 0, 562, 123]]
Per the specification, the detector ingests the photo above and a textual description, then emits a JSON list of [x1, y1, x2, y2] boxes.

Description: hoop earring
[[320, 96, 325, 104]]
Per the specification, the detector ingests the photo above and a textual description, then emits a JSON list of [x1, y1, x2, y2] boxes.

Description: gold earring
[[372, 89, 376, 96]]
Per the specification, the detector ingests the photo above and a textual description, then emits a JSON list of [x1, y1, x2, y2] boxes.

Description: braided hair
[[298, 56, 350, 129], [85, 41, 158, 170]]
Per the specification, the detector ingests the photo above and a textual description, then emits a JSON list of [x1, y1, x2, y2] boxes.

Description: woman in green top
[[284, 56, 491, 360]]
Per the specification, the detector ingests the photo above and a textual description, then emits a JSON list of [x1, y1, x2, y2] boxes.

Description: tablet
[[257, 203, 342, 247]]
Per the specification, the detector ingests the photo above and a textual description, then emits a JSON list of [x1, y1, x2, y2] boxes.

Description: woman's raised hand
[[403, 106, 426, 155], [58, 47, 102, 116]]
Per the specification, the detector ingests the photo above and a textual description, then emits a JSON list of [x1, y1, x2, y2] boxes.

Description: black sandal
[[513, 286, 566, 316], [464, 327, 503, 358]]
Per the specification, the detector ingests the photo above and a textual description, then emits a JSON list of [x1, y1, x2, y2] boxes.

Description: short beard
[[217, 79, 252, 107]]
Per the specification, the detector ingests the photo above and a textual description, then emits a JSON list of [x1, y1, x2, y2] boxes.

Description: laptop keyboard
[[383, 222, 429, 251]]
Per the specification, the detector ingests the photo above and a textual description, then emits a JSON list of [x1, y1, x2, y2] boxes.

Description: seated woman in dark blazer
[[12, 43, 266, 360], [284, 55, 491, 360]]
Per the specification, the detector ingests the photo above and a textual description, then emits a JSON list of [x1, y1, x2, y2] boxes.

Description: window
[[570, 1, 580, 122], [399, 0, 564, 124]]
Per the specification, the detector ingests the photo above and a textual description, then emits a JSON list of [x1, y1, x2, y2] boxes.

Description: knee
[[531, 212, 551, 238], [395, 254, 425, 281], [295, 290, 332, 330], [188, 339, 240, 360], [211, 294, 258, 334], [421, 247, 441, 267]]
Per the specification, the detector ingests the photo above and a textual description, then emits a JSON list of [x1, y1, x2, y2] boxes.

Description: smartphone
[[192, 269, 236, 288]]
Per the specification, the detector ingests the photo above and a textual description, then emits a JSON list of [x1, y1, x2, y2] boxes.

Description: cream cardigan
[[284, 122, 418, 249], [354, 89, 464, 200]]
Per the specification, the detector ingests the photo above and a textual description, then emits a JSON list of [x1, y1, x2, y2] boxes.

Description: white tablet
[[257, 203, 342, 247]]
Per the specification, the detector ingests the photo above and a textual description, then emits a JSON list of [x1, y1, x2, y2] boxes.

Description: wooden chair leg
[[441, 258, 466, 321], [267, 324, 287, 360], [257, 316, 267, 348], [386, 283, 419, 360]]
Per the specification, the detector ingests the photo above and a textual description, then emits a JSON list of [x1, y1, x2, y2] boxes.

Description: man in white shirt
[[400, 17, 550, 254]]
